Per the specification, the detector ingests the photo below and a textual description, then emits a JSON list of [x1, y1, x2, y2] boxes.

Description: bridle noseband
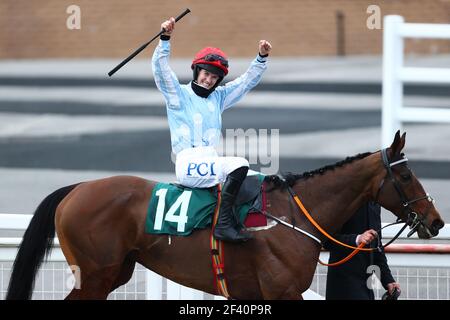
[[375, 148, 435, 240]]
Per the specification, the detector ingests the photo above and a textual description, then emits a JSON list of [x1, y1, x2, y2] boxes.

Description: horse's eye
[[400, 173, 411, 181]]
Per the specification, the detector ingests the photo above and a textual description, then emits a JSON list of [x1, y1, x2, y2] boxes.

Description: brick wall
[[0, 0, 449, 59]]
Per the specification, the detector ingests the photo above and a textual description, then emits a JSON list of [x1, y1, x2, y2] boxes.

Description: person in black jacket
[[324, 202, 401, 300]]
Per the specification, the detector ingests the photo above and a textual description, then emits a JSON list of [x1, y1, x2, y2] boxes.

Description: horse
[[6, 131, 444, 300]]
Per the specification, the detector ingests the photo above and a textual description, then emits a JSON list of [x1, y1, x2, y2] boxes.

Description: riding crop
[[108, 8, 191, 77]]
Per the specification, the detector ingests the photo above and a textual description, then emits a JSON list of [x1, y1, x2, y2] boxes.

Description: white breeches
[[175, 146, 249, 188]]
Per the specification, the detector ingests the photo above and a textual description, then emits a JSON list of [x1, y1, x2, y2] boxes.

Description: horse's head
[[373, 131, 444, 239]]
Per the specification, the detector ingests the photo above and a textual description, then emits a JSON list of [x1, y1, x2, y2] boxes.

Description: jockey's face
[[196, 69, 220, 90]]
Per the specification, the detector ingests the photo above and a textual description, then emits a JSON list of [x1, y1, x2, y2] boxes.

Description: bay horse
[[6, 131, 444, 299]]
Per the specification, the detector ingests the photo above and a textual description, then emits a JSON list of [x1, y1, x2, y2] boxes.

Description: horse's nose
[[431, 219, 445, 236]]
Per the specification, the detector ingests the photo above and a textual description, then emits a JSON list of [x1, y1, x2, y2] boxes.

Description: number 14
[[154, 189, 192, 232]]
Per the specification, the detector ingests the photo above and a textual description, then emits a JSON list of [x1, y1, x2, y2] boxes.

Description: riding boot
[[213, 166, 253, 242]]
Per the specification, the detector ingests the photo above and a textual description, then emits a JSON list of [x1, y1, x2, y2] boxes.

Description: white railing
[[0, 213, 222, 300], [311, 263, 450, 300], [382, 15, 450, 147], [2, 214, 450, 299]]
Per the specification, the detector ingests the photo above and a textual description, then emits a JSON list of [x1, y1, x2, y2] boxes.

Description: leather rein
[[259, 148, 435, 267]]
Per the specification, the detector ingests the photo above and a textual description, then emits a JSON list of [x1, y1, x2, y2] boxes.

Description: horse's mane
[[264, 152, 373, 191]]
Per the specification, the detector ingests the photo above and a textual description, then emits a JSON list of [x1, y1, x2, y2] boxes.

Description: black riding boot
[[213, 166, 252, 243]]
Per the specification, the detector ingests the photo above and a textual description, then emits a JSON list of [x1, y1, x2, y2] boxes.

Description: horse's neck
[[291, 154, 382, 235]]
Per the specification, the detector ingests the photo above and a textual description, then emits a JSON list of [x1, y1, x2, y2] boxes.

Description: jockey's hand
[[356, 229, 378, 245], [161, 17, 175, 36], [259, 40, 272, 56], [387, 282, 401, 296]]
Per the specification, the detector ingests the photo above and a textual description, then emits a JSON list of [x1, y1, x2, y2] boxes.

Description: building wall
[[0, 0, 449, 59]]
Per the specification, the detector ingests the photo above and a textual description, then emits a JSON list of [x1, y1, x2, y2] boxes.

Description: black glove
[[382, 287, 400, 300]]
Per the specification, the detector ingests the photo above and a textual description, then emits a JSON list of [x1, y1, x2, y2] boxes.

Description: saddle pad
[[244, 211, 268, 228], [145, 174, 265, 236]]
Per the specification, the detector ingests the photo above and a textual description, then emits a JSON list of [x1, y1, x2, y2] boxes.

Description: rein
[[261, 148, 435, 267], [286, 186, 376, 251], [256, 188, 374, 267]]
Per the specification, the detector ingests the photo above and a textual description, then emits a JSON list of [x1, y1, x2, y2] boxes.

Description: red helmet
[[191, 47, 229, 77]]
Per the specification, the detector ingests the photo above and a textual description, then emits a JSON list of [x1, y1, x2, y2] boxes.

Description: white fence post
[[382, 15, 450, 147], [145, 270, 163, 300], [382, 15, 404, 148]]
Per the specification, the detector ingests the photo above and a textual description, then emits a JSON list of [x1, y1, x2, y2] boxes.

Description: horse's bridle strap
[[378, 148, 433, 238]]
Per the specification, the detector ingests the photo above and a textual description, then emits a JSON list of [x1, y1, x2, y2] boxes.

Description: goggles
[[203, 54, 229, 68]]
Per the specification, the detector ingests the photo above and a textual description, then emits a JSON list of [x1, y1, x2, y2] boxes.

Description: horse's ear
[[399, 132, 406, 152], [390, 130, 402, 155]]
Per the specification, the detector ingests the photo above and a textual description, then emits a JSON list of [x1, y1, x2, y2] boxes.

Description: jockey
[[152, 17, 272, 242]]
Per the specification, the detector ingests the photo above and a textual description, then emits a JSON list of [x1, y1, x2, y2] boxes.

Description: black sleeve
[[368, 203, 396, 288], [323, 233, 358, 251], [374, 230, 396, 288]]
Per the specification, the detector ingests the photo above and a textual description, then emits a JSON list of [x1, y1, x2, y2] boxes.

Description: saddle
[[172, 175, 262, 203], [145, 174, 267, 236]]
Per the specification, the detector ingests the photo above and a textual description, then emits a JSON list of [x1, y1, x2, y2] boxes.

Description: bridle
[[257, 148, 436, 266], [374, 148, 435, 242]]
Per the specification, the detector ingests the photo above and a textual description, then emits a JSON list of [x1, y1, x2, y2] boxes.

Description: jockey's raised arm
[[152, 17, 272, 242]]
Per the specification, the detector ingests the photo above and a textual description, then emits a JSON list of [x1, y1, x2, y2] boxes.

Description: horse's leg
[[262, 285, 304, 299], [65, 289, 78, 300], [252, 241, 317, 300], [61, 238, 133, 300], [110, 250, 138, 291], [59, 218, 122, 300], [65, 265, 122, 300]]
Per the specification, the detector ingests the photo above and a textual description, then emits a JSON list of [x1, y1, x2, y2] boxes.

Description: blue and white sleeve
[[217, 54, 268, 112], [151, 40, 182, 109]]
